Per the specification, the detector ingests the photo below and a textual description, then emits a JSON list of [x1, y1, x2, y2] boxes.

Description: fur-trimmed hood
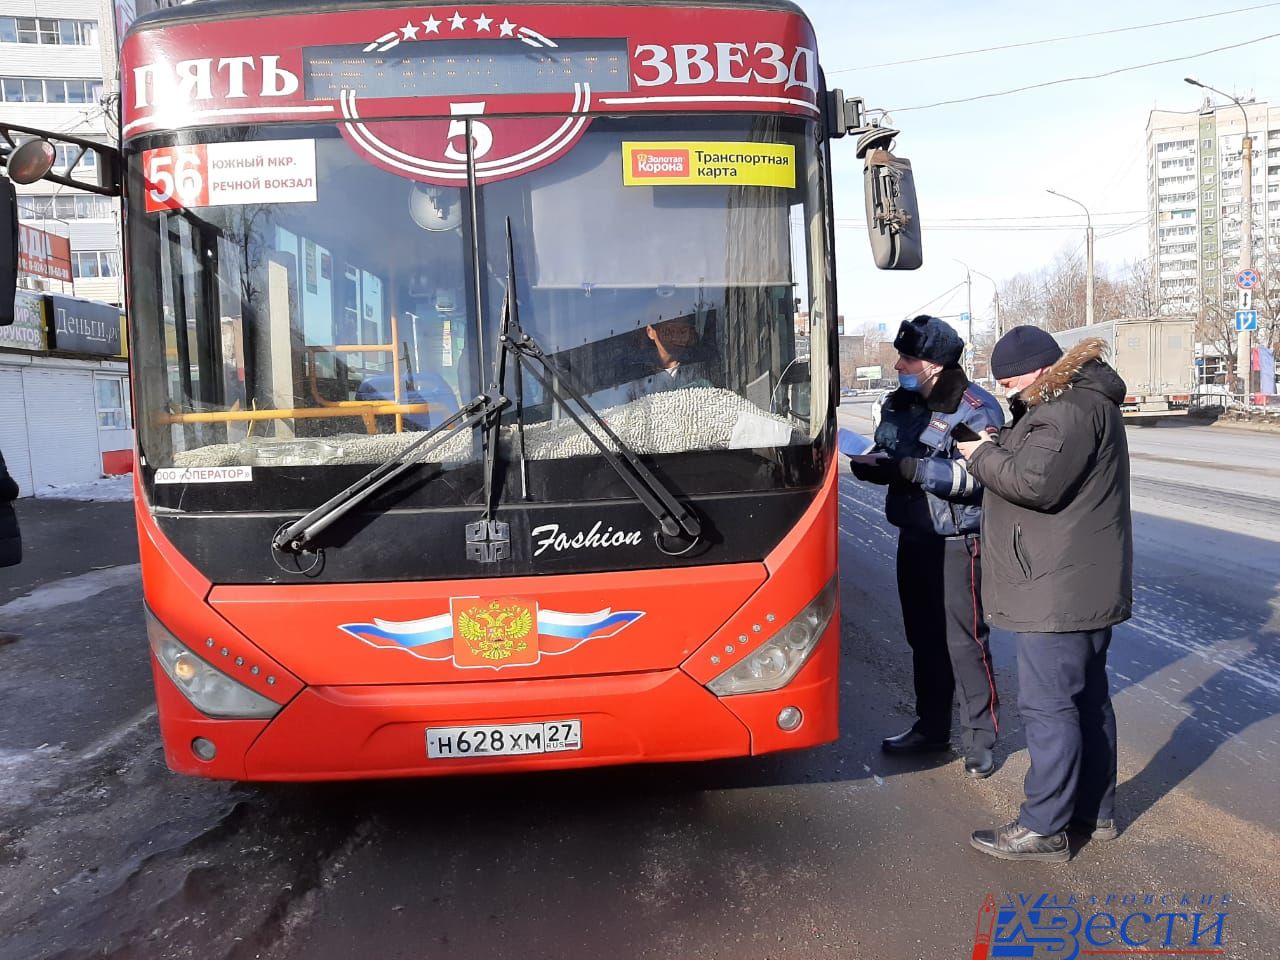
[[1020, 337, 1126, 407]]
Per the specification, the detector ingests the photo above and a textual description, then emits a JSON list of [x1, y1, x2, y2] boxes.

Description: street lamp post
[[1047, 189, 1094, 327], [1186, 77, 1253, 406], [971, 267, 1001, 339], [951, 259, 977, 378], [956, 261, 1000, 377]]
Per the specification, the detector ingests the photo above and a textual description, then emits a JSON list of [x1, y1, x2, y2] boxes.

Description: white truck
[[1052, 317, 1196, 420]]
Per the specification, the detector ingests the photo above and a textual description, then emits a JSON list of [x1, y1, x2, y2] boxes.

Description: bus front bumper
[[151, 627, 838, 781]]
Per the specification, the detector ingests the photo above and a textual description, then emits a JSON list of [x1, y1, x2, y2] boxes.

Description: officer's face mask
[[899, 363, 941, 393]]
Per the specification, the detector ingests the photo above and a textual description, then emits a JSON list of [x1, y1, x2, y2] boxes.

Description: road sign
[[1236, 269, 1260, 290], [959, 312, 971, 323], [1239, 289, 1252, 310], [1235, 310, 1258, 332]]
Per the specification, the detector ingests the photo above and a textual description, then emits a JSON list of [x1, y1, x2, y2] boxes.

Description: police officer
[[959, 326, 1132, 863], [848, 315, 1004, 777]]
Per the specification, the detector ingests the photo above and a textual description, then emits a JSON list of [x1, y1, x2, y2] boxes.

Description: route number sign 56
[[143, 140, 318, 213], [144, 145, 210, 211]]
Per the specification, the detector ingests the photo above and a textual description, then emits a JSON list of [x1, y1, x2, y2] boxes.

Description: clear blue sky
[[799, 0, 1280, 336]]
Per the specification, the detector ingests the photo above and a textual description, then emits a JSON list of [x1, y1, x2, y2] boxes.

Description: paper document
[[838, 428, 874, 457]]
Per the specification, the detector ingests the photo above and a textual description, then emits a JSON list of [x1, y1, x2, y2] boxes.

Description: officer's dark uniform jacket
[[0, 450, 21, 568], [873, 368, 1004, 537], [967, 338, 1133, 632]]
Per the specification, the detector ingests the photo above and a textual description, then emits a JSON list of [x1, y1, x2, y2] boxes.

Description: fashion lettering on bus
[[531, 522, 645, 557]]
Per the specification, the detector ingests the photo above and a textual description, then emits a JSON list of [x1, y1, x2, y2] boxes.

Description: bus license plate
[[426, 720, 582, 759]]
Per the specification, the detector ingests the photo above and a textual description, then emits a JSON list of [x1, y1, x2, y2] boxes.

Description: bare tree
[[997, 251, 1179, 340]]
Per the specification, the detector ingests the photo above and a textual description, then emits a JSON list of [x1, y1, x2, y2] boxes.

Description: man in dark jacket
[[849, 316, 1004, 778], [0, 448, 21, 567], [958, 325, 1132, 863]]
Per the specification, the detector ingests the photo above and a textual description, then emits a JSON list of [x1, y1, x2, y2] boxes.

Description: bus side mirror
[[859, 128, 923, 271], [0, 176, 17, 326], [823, 89, 863, 139]]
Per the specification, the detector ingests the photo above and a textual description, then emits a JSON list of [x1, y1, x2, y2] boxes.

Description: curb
[[1191, 415, 1280, 436]]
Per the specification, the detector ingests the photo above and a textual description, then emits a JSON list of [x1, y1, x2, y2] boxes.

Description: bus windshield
[[126, 113, 830, 505]]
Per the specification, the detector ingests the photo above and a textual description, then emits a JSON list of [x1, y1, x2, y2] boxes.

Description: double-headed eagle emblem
[[456, 599, 535, 662]]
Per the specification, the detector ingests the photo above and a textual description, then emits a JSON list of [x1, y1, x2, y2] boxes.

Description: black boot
[[881, 728, 950, 754], [970, 820, 1069, 862], [1068, 817, 1119, 840], [963, 748, 996, 779]]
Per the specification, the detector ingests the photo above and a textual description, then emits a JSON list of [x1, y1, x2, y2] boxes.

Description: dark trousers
[[895, 532, 998, 753], [1016, 627, 1118, 835]]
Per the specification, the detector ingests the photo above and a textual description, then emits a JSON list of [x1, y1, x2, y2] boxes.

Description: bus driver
[[621, 315, 715, 400]]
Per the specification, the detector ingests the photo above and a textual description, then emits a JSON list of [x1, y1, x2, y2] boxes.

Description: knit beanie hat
[[892, 315, 964, 367], [990, 325, 1064, 379]]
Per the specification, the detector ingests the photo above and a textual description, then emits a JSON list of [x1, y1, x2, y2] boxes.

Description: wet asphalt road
[[0, 414, 1277, 960]]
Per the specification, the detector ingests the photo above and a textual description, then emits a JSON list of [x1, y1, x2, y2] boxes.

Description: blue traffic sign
[[1236, 269, 1260, 290], [1235, 309, 1258, 332], [960, 312, 971, 323]]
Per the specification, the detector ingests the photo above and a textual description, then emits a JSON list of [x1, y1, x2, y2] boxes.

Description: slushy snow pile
[[34, 475, 134, 502]]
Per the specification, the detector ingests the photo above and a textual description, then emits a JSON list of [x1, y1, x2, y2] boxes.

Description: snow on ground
[[33, 475, 134, 502]]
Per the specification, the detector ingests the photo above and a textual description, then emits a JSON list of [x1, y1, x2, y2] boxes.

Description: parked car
[[869, 388, 890, 431]]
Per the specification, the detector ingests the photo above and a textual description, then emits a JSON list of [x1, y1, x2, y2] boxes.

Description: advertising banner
[[18, 224, 72, 282], [0, 292, 49, 352], [622, 142, 795, 188], [48, 295, 125, 357], [855, 365, 883, 380], [120, 6, 821, 141]]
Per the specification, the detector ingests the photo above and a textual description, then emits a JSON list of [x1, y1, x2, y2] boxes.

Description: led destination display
[[303, 39, 631, 100]]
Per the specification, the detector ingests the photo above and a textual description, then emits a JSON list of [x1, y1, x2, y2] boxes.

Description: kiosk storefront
[[0, 292, 132, 497]]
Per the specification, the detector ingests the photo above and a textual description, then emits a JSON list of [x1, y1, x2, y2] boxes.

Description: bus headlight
[[146, 610, 282, 719], [707, 577, 838, 697]]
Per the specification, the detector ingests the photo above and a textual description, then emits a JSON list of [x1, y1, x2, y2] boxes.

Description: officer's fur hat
[[893, 315, 964, 367]]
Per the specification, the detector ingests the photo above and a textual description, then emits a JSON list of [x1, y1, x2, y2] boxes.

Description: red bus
[[1, 0, 922, 780]]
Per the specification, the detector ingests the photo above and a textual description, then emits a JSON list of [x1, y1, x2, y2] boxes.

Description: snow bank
[[33, 475, 134, 502]]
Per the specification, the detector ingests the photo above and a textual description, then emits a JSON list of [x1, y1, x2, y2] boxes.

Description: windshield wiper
[[479, 223, 528, 520], [494, 220, 702, 553], [272, 391, 507, 555]]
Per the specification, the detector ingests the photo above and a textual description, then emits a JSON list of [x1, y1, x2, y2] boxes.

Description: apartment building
[[1147, 97, 1280, 315], [1, 0, 121, 305]]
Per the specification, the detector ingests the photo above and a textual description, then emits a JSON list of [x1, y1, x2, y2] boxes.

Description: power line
[[827, 2, 1280, 73], [833, 222, 1144, 233], [53, 103, 107, 133], [909, 210, 1147, 223], [903, 281, 968, 318], [888, 32, 1280, 113], [835, 216, 1143, 223], [1097, 217, 1154, 240]]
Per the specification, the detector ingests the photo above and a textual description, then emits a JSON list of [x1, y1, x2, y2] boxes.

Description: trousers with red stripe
[[895, 531, 999, 753]]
